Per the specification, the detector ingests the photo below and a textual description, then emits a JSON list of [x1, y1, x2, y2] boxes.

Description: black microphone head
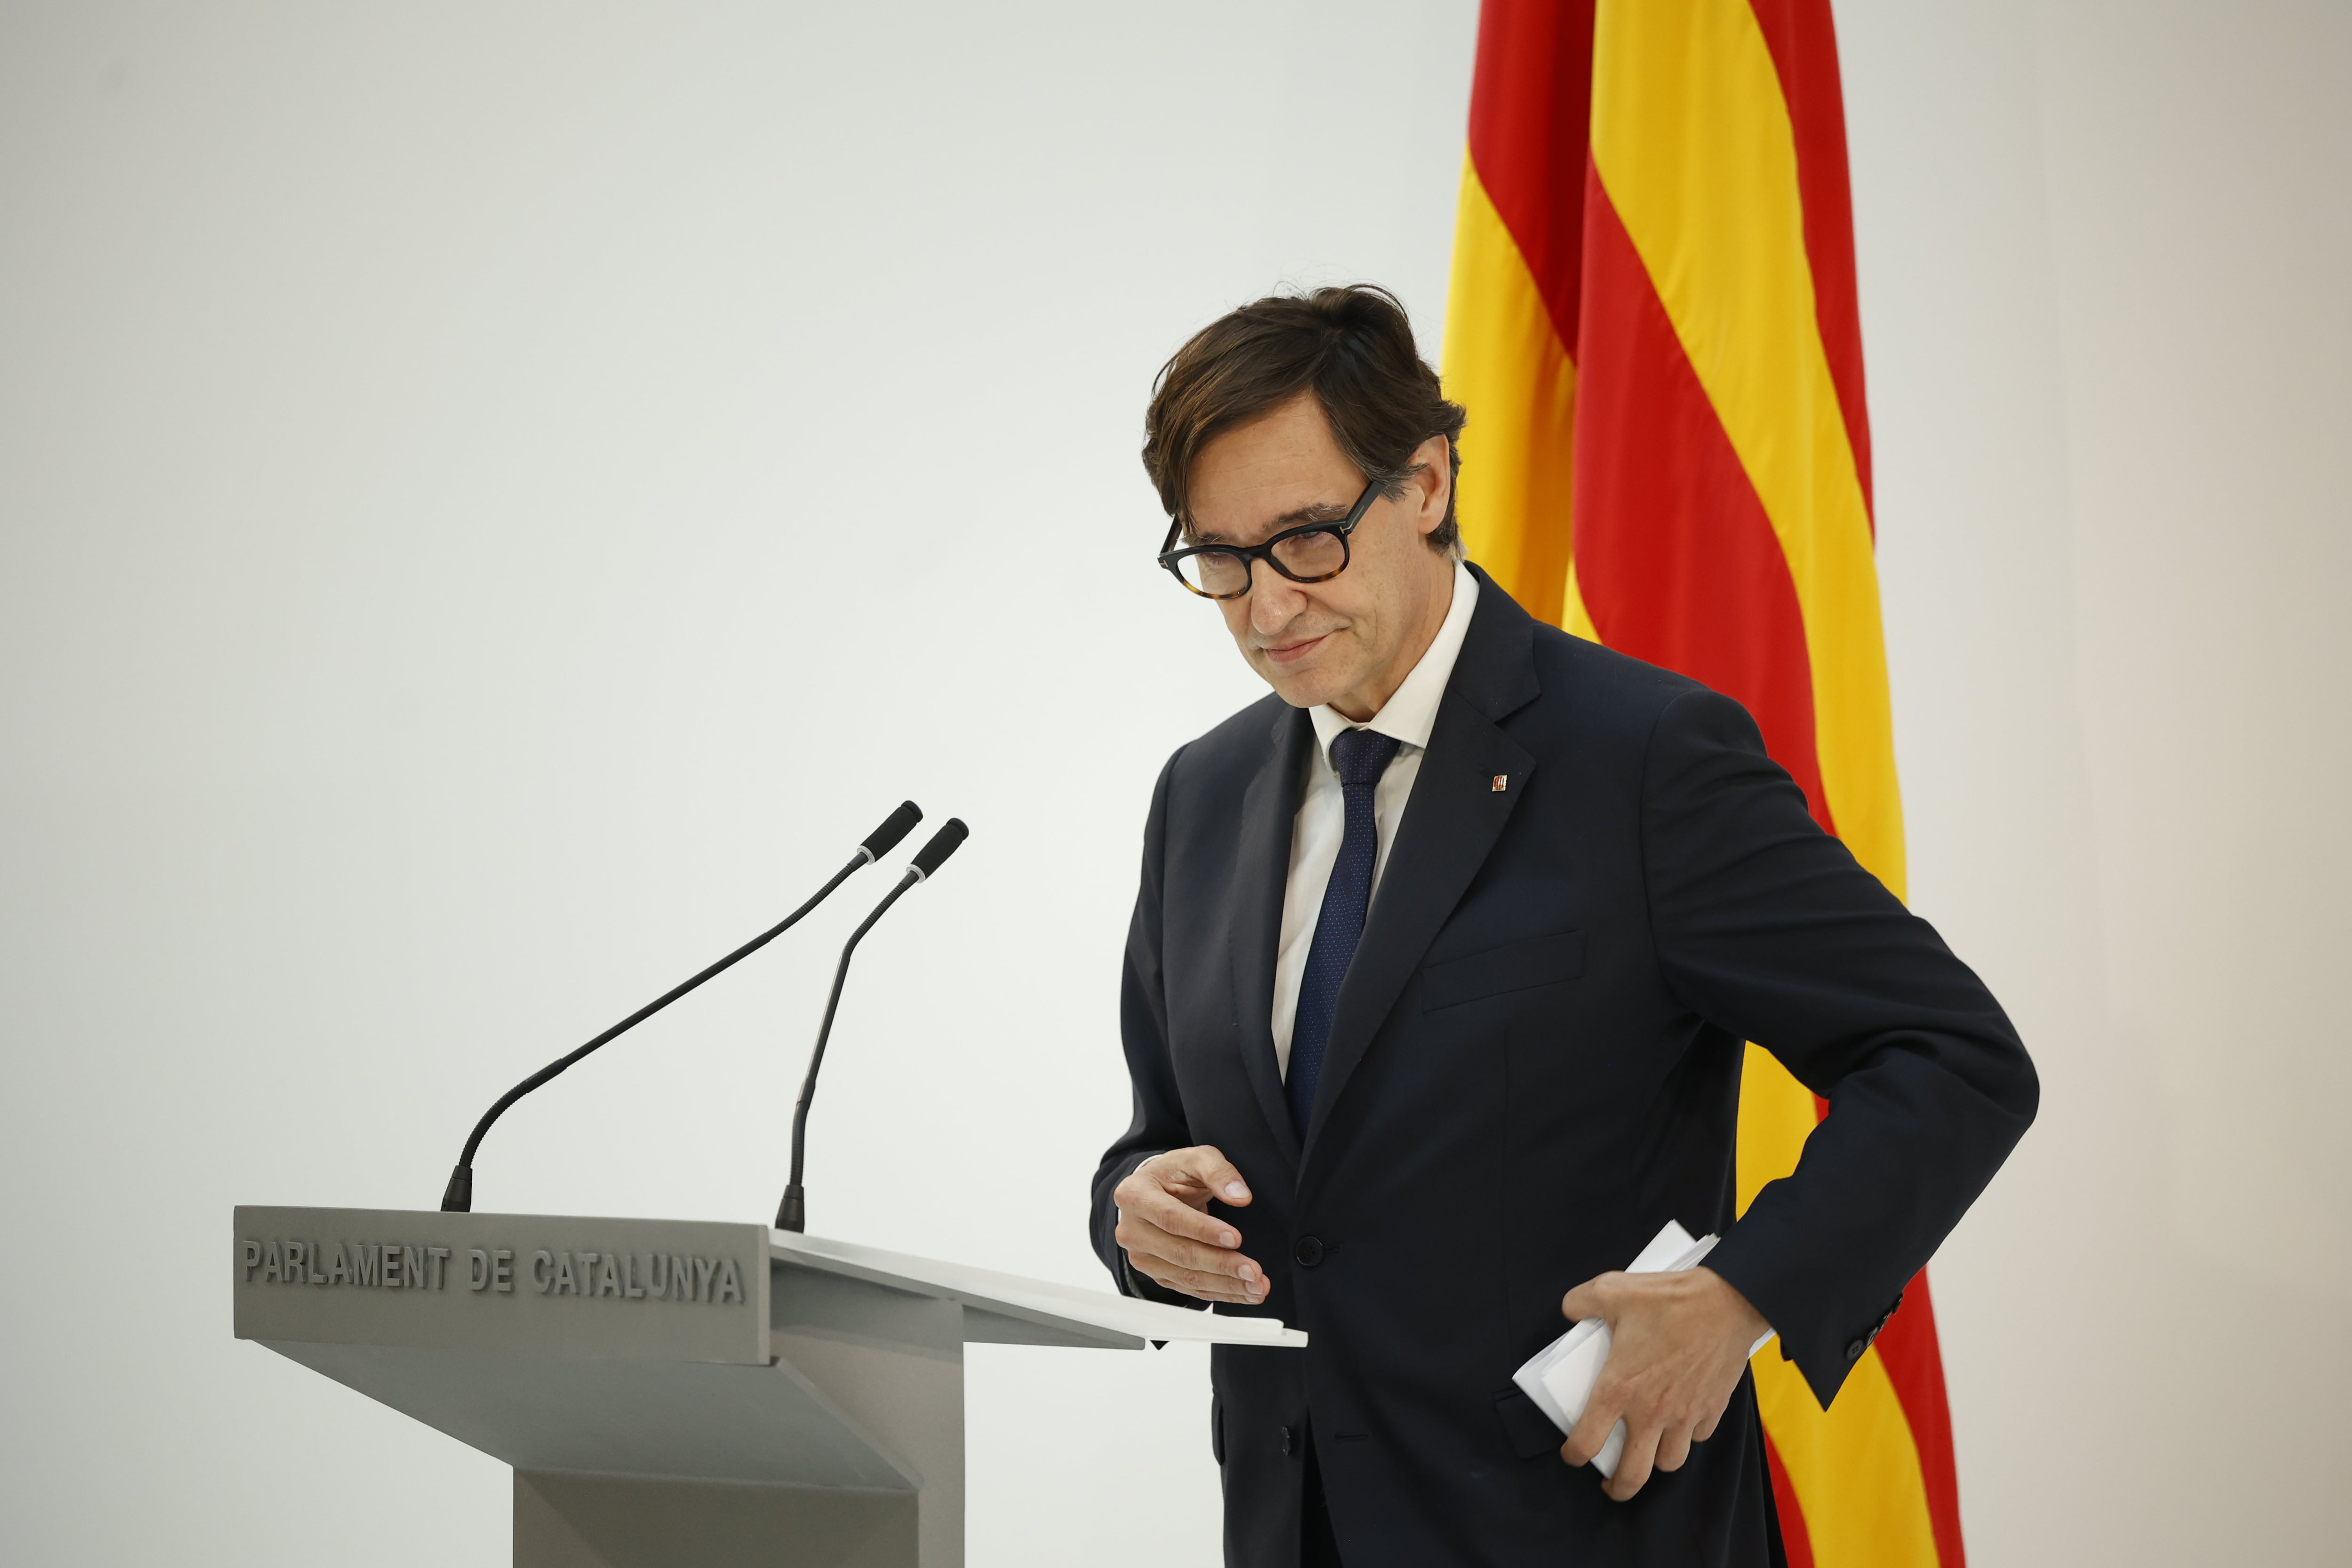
[[862, 801, 922, 860], [909, 818, 968, 880]]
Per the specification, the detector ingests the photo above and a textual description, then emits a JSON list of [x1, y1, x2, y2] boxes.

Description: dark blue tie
[[1287, 726, 1402, 1135]]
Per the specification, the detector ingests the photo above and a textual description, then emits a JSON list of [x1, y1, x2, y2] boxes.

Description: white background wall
[[0, 2, 2343, 1563]]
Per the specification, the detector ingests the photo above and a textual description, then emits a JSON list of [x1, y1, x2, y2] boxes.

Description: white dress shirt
[[1271, 559, 1479, 1077]]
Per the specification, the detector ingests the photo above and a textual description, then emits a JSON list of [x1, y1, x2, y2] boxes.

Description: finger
[[1127, 1227, 1266, 1285], [1115, 1209, 1260, 1277], [1116, 1212, 1264, 1276], [1654, 1419, 1694, 1474], [1128, 1182, 1246, 1249], [1604, 1418, 1661, 1502], [1136, 1258, 1269, 1304], [1139, 1270, 1258, 1304], [1163, 1145, 1253, 1207], [1561, 1389, 1621, 1469], [1692, 1400, 1726, 1444], [1560, 1272, 1621, 1324]]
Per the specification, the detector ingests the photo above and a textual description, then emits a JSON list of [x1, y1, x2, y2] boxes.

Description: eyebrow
[[1189, 498, 1354, 547]]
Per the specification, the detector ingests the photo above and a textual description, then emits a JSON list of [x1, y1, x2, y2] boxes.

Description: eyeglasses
[[1157, 479, 1383, 600]]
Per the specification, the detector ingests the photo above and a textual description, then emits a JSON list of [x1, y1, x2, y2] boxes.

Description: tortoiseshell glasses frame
[[1156, 478, 1383, 600]]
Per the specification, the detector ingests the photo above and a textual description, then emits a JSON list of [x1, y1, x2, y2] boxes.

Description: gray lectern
[[233, 1206, 1303, 1567]]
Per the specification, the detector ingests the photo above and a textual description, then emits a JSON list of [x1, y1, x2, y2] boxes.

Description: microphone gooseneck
[[778, 818, 968, 1233], [438, 801, 923, 1213]]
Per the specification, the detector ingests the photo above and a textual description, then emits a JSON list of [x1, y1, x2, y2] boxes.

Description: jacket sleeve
[[1638, 688, 2038, 1408], [1089, 746, 1199, 1305]]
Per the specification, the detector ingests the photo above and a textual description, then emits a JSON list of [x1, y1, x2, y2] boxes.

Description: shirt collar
[[1308, 559, 1478, 764]]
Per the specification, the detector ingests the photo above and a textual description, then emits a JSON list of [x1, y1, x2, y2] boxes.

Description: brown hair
[[1142, 285, 1467, 553]]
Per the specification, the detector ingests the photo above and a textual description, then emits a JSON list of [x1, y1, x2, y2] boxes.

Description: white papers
[[1510, 1221, 1777, 1479]]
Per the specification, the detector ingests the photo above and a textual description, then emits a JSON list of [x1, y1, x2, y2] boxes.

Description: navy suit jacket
[[1090, 568, 2036, 1568]]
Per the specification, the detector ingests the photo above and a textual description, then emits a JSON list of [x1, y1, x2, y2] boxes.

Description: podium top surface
[[231, 1205, 1303, 1366], [771, 1228, 1306, 1350]]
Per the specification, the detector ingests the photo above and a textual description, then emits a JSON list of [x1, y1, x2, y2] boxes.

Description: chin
[[1253, 658, 1347, 711]]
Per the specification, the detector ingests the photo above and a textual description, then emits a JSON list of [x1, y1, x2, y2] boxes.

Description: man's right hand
[[1112, 1146, 1267, 1305]]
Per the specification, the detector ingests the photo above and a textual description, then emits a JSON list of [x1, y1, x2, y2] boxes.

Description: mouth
[[1258, 632, 1331, 667]]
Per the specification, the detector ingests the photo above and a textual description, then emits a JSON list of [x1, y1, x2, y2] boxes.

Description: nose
[[1249, 566, 1308, 633]]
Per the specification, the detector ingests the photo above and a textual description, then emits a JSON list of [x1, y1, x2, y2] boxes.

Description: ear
[[1411, 434, 1454, 539]]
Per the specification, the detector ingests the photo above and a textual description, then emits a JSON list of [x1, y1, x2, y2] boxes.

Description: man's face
[[1183, 392, 1455, 720]]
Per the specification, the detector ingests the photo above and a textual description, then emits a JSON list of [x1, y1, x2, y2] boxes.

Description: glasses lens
[[1177, 550, 1253, 597], [1269, 527, 1347, 581]]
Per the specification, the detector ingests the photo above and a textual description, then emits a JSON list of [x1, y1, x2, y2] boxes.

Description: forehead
[[1186, 393, 1363, 542]]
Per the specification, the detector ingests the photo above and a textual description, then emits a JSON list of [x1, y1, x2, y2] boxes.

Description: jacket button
[[1293, 1236, 1325, 1268], [1845, 1338, 1866, 1363], [1280, 1425, 1295, 1456]]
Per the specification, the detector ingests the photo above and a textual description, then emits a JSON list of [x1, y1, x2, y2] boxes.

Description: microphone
[[438, 801, 924, 1212], [776, 818, 968, 1233]]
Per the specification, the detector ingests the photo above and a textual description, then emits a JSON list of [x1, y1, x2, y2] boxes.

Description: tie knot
[[1329, 726, 1402, 788]]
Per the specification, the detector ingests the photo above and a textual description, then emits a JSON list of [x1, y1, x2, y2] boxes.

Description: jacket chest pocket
[[1420, 929, 1586, 1013]]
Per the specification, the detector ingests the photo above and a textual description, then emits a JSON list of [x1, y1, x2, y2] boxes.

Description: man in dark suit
[[1089, 286, 2036, 1568]]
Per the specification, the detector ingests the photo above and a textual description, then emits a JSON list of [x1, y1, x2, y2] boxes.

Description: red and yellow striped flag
[[1444, 3, 1965, 1564]]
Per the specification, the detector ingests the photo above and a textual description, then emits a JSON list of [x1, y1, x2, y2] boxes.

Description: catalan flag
[[1444, 3, 1964, 1564]]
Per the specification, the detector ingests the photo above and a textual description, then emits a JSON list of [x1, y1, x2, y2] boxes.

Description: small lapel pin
[[1492, 774, 1509, 793]]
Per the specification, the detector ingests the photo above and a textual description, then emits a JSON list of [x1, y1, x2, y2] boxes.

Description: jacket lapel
[[1228, 702, 1309, 1171], [1302, 570, 1543, 1158]]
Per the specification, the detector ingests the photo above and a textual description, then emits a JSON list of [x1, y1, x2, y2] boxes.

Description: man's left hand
[[1557, 1266, 1771, 1501]]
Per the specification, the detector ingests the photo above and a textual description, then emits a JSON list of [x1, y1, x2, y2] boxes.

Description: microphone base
[[440, 1165, 474, 1213], [776, 1186, 805, 1233]]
